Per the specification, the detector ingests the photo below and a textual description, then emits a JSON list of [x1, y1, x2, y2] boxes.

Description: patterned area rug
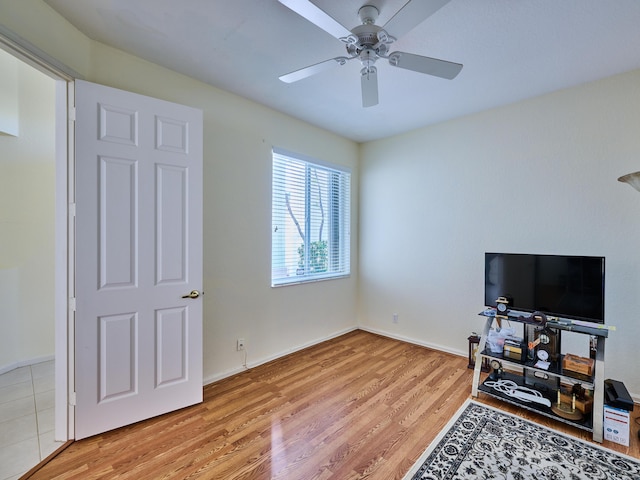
[[403, 400, 640, 480]]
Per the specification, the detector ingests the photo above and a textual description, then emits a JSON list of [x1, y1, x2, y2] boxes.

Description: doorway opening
[[0, 30, 73, 479]]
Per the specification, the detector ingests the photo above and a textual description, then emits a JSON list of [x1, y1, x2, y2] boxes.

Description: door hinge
[[69, 297, 76, 311], [68, 105, 76, 122], [68, 202, 76, 217], [69, 391, 77, 406]]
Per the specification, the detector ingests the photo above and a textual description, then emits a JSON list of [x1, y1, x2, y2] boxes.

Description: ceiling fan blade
[[361, 67, 379, 108], [279, 57, 350, 83], [278, 0, 352, 40], [388, 51, 462, 79], [383, 0, 451, 39]]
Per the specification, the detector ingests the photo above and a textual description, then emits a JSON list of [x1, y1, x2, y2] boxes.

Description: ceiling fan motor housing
[[346, 24, 391, 61]]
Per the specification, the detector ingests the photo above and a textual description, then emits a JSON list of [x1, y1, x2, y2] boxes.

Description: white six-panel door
[[74, 80, 203, 439]]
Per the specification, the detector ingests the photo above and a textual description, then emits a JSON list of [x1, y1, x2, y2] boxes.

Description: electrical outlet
[[237, 338, 245, 351], [392, 313, 399, 324]]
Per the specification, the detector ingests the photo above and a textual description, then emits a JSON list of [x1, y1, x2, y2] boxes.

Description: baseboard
[[357, 325, 468, 359], [0, 354, 55, 376], [203, 326, 358, 386]]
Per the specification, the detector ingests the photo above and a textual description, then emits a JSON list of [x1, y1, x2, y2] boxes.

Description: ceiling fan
[[278, 0, 463, 107]]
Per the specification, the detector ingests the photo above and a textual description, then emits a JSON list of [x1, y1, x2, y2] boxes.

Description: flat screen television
[[484, 253, 605, 324]]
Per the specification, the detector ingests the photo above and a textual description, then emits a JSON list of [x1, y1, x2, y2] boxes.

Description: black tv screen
[[484, 253, 605, 324]]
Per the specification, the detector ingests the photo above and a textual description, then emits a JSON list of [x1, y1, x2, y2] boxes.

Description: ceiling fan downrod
[[358, 5, 379, 24]]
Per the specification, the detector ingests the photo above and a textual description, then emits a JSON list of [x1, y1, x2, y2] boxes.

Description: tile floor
[[0, 361, 64, 480]]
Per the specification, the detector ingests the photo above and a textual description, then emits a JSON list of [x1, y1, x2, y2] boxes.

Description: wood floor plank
[[27, 330, 639, 479]]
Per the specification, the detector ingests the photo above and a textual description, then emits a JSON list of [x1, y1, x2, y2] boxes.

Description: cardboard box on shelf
[[562, 354, 594, 377]]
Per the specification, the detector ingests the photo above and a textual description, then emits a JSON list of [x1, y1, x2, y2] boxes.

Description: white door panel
[[75, 80, 202, 439]]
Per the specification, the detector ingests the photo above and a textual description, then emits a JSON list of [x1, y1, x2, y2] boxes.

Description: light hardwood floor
[[26, 330, 639, 479]]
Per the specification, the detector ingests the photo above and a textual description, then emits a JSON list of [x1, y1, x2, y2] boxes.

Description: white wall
[[3, 0, 638, 401], [0, 48, 56, 370], [87, 44, 361, 383], [0, 0, 360, 383], [359, 69, 640, 399]]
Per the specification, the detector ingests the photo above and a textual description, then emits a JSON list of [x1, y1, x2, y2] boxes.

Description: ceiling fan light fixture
[[359, 48, 378, 68], [618, 171, 640, 193]]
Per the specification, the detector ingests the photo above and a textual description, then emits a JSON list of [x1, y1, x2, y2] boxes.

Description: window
[[271, 148, 351, 286]]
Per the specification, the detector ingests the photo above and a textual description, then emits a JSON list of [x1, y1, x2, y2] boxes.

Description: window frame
[[271, 147, 351, 287]]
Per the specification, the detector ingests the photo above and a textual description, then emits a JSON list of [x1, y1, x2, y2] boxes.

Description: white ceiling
[[43, 0, 640, 142]]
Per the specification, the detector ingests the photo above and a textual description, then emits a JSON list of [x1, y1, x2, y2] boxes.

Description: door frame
[[0, 26, 79, 442]]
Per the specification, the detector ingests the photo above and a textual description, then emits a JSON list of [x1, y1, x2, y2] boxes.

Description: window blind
[[271, 149, 350, 286]]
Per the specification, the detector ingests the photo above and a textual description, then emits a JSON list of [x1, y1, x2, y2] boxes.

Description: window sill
[[271, 273, 350, 288]]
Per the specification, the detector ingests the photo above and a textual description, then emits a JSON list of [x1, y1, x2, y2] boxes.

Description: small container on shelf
[[503, 336, 526, 362], [562, 353, 594, 380]]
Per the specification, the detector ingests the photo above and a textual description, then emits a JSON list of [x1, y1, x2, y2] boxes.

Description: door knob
[[181, 290, 200, 299]]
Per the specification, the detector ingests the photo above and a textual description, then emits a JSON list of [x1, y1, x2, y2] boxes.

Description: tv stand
[[471, 311, 609, 442]]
